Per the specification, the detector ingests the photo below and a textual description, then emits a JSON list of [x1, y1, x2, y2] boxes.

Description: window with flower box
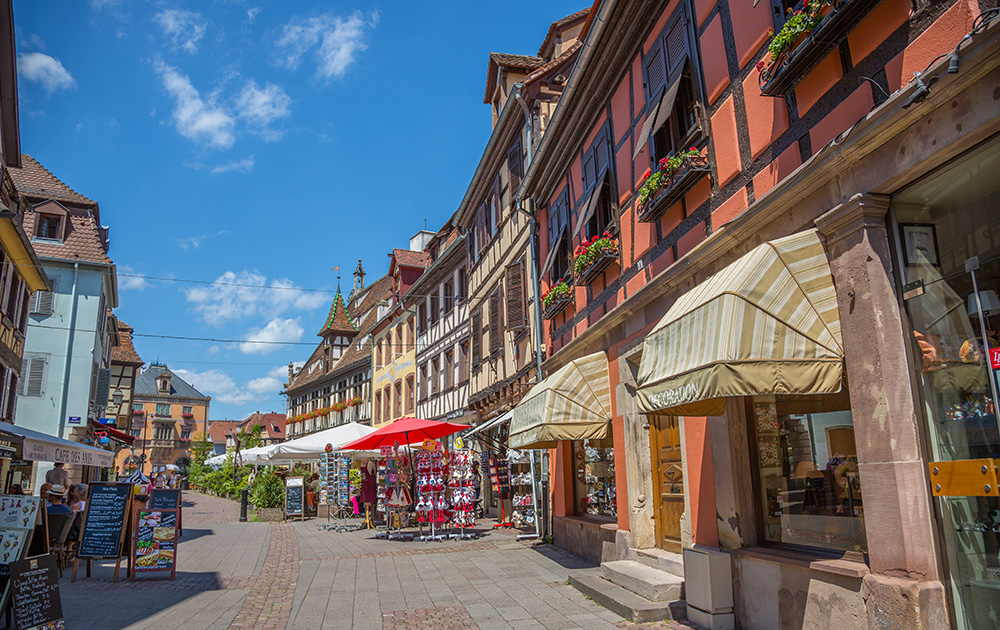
[[543, 189, 572, 287]]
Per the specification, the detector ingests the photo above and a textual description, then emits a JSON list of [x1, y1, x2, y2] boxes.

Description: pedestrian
[[46, 485, 72, 514], [45, 463, 69, 488], [7, 484, 22, 495], [307, 473, 320, 514]]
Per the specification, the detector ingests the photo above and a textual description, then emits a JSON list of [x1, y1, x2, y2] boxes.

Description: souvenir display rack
[[448, 448, 476, 539], [583, 443, 616, 518], [508, 450, 537, 532], [486, 452, 513, 528], [324, 452, 357, 532], [376, 447, 413, 541], [415, 449, 448, 542]]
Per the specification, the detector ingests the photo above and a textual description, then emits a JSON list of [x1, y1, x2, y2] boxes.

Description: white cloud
[[154, 9, 207, 54], [240, 318, 304, 355], [211, 156, 255, 174], [184, 270, 328, 326], [275, 10, 377, 81], [236, 81, 291, 128], [247, 7, 262, 23], [17, 53, 77, 95], [118, 265, 147, 291], [25, 34, 45, 51], [178, 229, 228, 249], [246, 366, 290, 395], [175, 364, 296, 405], [154, 61, 235, 149]]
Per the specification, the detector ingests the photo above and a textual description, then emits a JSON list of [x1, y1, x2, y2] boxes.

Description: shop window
[[752, 391, 867, 552], [573, 439, 617, 519], [892, 139, 1000, 628]]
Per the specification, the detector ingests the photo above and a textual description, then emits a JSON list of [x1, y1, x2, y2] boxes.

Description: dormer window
[[32, 201, 69, 242]]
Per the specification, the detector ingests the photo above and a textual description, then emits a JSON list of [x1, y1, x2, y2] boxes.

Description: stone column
[[616, 350, 656, 550], [815, 194, 949, 630]]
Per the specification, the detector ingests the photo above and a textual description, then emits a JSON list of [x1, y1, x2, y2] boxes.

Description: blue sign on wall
[[97, 418, 114, 425], [68, 416, 82, 425]]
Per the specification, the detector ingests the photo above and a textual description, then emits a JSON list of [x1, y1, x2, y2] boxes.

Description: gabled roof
[[537, 8, 591, 58], [391, 248, 431, 269], [207, 420, 241, 445], [317, 291, 358, 337], [22, 203, 113, 265], [239, 412, 286, 440], [9, 154, 97, 207], [110, 317, 143, 366], [489, 52, 547, 71], [135, 364, 208, 400], [287, 274, 394, 393]]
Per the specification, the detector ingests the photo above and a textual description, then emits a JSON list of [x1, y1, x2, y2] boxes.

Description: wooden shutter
[[643, 39, 667, 100], [19, 356, 44, 396], [505, 260, 526, 332], [94, 367, 112, 405], [31, 289, 53, 315], [664, 12, 689, 75], [595, 132, 611, 180], [476, 203, 488, 254], [582, 149, 597, 191], [492, 176, 502, 229], [489, 286, 502, 355], [471, 309, 482, 368], [507, 141, 522, 194]]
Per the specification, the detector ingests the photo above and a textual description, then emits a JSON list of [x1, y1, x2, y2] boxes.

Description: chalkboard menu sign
[[132, 509, 177, 580], [78, 483, 131, 558], [285, 476, 304, 519], [149, 489, 180, 510], [10, 554, 62, 630]]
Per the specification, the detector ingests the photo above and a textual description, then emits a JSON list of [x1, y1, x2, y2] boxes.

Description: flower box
[[132, 409, 145, 416], [638, 151, 711, 223], [574, 249, 618, 285], [572, 233, 620, 286], [182, 412, 194, 419], [542, 293, 574, 320], [758, 0, 875, 96]]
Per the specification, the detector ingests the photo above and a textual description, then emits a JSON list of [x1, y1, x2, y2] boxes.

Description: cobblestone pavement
[[59, 492, 700, 630]]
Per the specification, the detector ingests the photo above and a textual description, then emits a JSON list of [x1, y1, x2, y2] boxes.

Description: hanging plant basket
[[638, 153, 711, 223]]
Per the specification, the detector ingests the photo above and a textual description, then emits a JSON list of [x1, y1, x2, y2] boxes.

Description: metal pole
[[239, 488, 248, 522], [969, 266, 1000, 434]]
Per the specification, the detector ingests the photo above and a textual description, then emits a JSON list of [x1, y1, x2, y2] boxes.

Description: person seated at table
[[68, 485, 87, 512], [39, 483, 52, 503], [47, 485, 72, 514], [8, 484, 23, 495]]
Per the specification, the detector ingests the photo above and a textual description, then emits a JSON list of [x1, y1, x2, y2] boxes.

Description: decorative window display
[[892, 138, 1000, 630], [574, 440, 616, 519], [507, 449, 535, 529], [753, 393, 866, 552]]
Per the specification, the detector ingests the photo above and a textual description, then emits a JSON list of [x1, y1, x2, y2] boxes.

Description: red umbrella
[[339, 417, 471, 451]]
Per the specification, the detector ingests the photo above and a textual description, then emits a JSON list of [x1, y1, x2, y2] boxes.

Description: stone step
[[569, 570, 686, 624], [600, 560, 685, 602], [631, 547, 685, 578]]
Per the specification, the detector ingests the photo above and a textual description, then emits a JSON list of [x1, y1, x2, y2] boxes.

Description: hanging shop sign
[[990, 347, 1000, 370]]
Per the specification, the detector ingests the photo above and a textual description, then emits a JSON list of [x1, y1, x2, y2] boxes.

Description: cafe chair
[[46, 513, 76, 576]]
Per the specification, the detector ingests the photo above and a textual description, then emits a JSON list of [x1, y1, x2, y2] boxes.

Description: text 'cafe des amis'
[[507, 4, 1000, 630]]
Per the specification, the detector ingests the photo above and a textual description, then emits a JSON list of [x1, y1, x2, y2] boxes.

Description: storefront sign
[[22, 441, 114, 468], [97, 418, 114, 425], [9, 554, 62, 629], [421, 440, 442, 452], [990, 347, 1000, 370]]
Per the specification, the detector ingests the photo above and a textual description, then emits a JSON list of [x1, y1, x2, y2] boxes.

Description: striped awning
[[509, 351, 612, 449], [636, 229, 844, 416]]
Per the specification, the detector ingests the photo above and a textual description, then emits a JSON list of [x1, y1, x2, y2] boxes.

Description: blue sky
[[14, 0, 584, 421]]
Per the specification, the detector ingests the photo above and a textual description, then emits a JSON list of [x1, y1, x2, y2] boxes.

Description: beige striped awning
[[509, 351, 612, 449], [636, 229, 844, 416]]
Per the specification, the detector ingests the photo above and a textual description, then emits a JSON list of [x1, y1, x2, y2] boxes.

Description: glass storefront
[[893, 137, 1000, 630], [573, 439, 616, 519], [752, 391, 867, 552]]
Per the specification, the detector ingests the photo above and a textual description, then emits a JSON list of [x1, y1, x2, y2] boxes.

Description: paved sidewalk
[[59, 492, 700, 630]]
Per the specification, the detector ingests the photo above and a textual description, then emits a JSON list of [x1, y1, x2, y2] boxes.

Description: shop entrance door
[[651, 416, 683, 552]]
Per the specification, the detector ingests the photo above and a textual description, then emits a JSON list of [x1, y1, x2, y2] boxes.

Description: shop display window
[[892, 138, 1000, 630], [752, 391, 867, 552], [573, 439, 616, 519]]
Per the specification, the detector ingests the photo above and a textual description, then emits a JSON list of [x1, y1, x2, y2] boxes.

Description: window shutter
[[595, 133, 611, 180], [489, 287, 502, 355], [476, 203, 488, 254], [471, 309, 482, 368], [20, 356, 44, 397], [505, 260, 526, 332], [644, 40, 667, 100], [665, 14, 689, 75], [31, 288, 53, 315], [582, 149, 597, 192], [94, 367, 112, 406], [507, 141, 522, 194], [492, 176, 502, 228]]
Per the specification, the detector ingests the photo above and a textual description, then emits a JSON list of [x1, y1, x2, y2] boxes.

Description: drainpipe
[[58, 263, 80, 441]]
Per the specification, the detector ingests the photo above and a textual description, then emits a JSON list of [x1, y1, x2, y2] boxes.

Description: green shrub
[[249, 472, 284, 509]]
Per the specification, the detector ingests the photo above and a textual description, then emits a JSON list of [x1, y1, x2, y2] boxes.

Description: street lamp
[[112, 388, 124, 406]]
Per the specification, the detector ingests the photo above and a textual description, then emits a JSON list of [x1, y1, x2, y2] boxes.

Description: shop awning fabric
[[509, 351, 612, 450], [636, 229, 845, 416], [0, 424, 115, 467]]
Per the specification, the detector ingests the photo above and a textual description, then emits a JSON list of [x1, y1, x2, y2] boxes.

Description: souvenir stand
[[318, 445, 356, 532], [377, 445, 413, 541], [507, 449, 539, 534], [447, 440, 477, 539], [415, 444, 447, 542]]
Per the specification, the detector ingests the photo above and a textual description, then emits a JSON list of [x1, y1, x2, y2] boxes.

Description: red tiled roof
[[317, 291, 358, 337], [21, 204, 112, 264], [391, 248, 431, 269], [207, 420, 241, 445], [240, 412, 287, 440], [110, 317, 143, 365], [9, 154, 97, 207], [488, 52, 547, 71], [537, 8, 591, 58]]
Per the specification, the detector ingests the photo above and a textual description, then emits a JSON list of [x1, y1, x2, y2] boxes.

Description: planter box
[[638, 156, 712, 223], [760, 0, 876, 96], [256, 507, 284, 522], [574, 249, 619, 285], [543, 293, 574, 320]]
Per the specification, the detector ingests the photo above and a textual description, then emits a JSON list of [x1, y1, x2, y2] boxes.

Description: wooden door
[[651, 416, 684, 552]]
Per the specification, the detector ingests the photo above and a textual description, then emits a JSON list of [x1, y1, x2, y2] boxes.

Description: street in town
[[59, 492, 699, 630]]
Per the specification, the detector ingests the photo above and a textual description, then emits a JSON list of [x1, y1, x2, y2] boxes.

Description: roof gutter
[[519, 0, 616, 204]]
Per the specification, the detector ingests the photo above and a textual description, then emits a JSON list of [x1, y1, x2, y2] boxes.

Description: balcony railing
[[759, 0, 875, 96], [150, 438, 177, 449]]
